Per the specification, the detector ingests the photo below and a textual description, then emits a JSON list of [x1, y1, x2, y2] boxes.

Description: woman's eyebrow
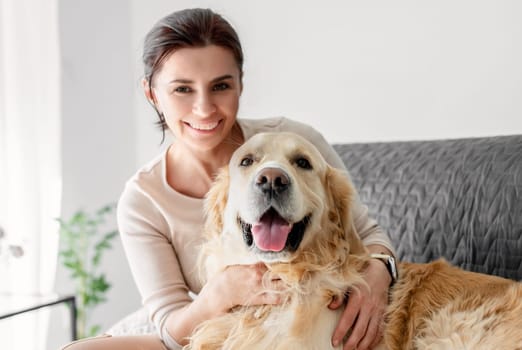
[[169, 74, 234, 85], [212, 74, 233, 82], [169, 78, 192, 84]]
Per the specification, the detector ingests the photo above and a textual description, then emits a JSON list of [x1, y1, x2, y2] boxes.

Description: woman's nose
[[193, 92, 216, 117]]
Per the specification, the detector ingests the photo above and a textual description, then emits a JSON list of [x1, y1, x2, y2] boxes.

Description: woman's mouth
[[186, 120, 221, 131]]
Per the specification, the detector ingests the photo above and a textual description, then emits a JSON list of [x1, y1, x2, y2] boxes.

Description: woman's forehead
[[156, 45, 239, 84]]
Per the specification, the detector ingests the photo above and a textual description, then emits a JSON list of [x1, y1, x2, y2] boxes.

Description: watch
[[370, 253, 398, 286]]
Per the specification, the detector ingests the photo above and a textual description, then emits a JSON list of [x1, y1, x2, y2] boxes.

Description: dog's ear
[[204, 165, 230, 239], [325, 166, 367, 255]]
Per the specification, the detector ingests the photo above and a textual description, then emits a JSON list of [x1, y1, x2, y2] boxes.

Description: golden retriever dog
[[186, 132, 522, 350]]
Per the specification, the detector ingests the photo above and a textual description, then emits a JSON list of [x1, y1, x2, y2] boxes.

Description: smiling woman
[[0, 0, 61, 349]]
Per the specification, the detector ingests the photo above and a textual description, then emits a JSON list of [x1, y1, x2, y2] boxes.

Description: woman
[[62, 8, 395, 350]]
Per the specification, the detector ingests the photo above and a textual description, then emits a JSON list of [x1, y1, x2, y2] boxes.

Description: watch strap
[[370, 253, 398, 286]]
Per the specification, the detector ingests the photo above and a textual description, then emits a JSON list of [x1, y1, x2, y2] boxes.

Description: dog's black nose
[[256, 167, 290, 194]]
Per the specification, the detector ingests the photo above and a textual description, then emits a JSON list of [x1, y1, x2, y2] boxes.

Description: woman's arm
[[117, 182, 193, 348]]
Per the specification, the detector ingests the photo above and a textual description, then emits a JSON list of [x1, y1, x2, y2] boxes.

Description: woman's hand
[[198, 262, 284, 318], [167, 263, 283, 346], [329, 257, 391, 350]]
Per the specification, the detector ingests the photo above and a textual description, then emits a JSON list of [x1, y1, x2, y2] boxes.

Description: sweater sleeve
[[117, 179, 191, 349], [277, 117, 396, 255]]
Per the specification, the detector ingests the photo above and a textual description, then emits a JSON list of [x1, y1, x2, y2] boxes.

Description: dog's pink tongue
[[252, 211, 292, 252]]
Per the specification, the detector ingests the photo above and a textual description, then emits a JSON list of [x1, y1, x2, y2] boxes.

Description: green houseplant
[[57, 203, 118, 338]]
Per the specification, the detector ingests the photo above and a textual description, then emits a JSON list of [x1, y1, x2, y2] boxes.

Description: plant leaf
[[88, 325, 102, 337]]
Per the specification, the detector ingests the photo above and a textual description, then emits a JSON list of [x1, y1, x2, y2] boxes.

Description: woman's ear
[[141, 78, 156, 106]]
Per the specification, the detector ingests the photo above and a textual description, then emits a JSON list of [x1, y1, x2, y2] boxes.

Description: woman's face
[[148, 45, 242, 153]]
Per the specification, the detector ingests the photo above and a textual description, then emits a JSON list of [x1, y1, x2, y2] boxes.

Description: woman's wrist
[[365, 244, 395, 287], [366, 257, 392, 287]]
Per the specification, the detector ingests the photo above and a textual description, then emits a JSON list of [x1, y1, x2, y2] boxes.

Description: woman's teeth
[[189, 121, 219, 130]]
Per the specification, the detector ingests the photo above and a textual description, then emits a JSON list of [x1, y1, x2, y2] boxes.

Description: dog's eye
[[295, 157, 312, 170], [240, 156, 254, 167]]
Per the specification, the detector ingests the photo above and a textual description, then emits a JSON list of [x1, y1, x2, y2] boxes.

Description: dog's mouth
[[239, 208, 311, 252]]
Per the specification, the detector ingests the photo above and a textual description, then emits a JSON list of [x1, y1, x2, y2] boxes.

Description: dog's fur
[[185, 132, 522, 350]]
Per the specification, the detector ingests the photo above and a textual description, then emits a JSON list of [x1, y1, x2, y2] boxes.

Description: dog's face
[[205, 132, 363, 266], [229, 132, 329, 262]]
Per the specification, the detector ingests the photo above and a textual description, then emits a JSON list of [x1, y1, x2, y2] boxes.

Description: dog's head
[[204, 132, 366, 269]]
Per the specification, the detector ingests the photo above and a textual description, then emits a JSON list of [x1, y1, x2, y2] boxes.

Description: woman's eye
[[295, 157, 312, 170], [240, 157, 254, 167], [174, 86, 191, 93], [213, 82, 230, 91]]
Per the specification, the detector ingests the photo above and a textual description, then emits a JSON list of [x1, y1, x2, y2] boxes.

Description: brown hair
[[143, 8, 244, 138]]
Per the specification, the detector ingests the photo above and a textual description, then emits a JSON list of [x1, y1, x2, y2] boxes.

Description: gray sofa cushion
[[333, 135, 522, 281]]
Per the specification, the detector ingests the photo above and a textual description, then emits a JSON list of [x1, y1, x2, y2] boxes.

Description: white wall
[[55, 0, 522, 344]]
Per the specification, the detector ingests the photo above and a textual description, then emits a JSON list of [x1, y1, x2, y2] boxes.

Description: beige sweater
[[117, 117, 394, 348]]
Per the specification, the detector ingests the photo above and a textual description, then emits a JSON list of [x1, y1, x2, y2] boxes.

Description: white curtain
[[0, 0, 61, 348]]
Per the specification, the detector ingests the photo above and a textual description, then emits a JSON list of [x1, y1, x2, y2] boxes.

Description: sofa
[[333, 134, 522, 281], [108, 134, 522, 336]]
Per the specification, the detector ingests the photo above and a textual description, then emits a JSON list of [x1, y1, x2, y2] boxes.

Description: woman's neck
[[166, 123, 244, 198]]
